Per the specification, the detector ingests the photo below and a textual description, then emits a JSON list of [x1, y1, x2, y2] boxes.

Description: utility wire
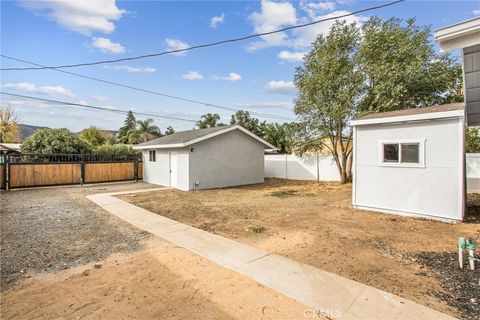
[[0, 0, 405, 71], [0, 55, 294, 121], [0, 92, 199, 123]]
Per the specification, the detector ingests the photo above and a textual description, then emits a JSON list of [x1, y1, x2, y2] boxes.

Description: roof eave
[[435, 17, 480, 52], [133, 125, 277, 150], [351, 109, 465, 126]]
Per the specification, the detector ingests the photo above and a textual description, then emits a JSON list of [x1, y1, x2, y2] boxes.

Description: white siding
[[189, 129, 265, 190], [353, 117, 464, 221], [142, 150, 171, 186], [264, 154, 340, 181], [142, 148, 190, 190]]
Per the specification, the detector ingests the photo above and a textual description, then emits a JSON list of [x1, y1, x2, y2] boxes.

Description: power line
[[0, 55, 294, 121], [0, 92, 199, 123], [0, 0, 405, 71]]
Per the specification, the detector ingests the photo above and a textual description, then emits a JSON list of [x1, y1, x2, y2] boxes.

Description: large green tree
[[263, 122, 295, 153], [466, 127, 480, 153], [164, 126, 175, 135], [137, 118, 162, 143], [117, 111, 138, 144], [230, 111, 266, 138], [295, 20, 362, 183], [79, 126, 106, 147], [294, 18, 462, 183], [196, 113, 222, 129], [21, 128, 93, 155], [0, 105, 21, 143]]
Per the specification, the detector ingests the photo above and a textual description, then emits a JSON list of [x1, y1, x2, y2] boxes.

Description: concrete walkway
[[87, 190, 456, 320]]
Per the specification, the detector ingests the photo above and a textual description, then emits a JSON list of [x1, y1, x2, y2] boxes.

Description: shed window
[[383, 144, 399, 162], [149, 150, 156, 162], [379, 140, 424, 167], [401, 143, 420, 163]]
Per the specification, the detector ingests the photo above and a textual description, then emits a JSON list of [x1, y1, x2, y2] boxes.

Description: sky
[[1, 0, 479, 132]]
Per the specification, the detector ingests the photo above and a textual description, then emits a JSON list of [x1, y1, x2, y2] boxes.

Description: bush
[[21, 128, 93, 155], [94, 144, 136, 155]]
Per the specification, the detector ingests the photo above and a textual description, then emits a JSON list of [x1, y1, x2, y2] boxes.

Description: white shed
[[351, 103, 466, 222], [134, 125, 275, 191]]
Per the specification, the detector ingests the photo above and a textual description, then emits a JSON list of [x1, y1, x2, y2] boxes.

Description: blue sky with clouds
[[1, 0, 479, 132]]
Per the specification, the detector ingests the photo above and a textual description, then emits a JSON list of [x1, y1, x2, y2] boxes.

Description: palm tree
[[136, 119, 162, 143], [196, 113, 221, 129]]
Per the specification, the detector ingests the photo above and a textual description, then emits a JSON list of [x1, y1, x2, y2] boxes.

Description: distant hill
[[18, 124, 49, 140]]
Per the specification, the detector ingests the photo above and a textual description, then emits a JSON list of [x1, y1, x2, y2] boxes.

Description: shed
[[351, 103, 466, 222], [0, 143, 21, 156], [133, 125, 275, 191]]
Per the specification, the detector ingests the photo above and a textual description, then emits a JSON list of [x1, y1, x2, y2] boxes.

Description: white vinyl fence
[[264, 154, 340, 181], [467, 153, 480, 193]]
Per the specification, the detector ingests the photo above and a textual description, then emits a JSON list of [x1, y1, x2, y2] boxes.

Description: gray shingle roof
[[136, 125, 235, 146]]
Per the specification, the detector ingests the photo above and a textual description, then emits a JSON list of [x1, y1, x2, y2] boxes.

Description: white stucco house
[[351, 103, 466, 222], [435, 17, 480, 126], [134, 125, 275, 191]]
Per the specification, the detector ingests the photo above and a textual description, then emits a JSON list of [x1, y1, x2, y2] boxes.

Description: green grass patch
[[247, 225, 266, 233], [270, 189, 299, 198]]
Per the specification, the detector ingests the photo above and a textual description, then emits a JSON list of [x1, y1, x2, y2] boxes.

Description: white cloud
[[247, 0, 297, 52], [473, 9, 480, 16], [91, 37, 125, 54], [181, 71, 203, 80], [301, 1, 336, 17], [215, 72, 242, 81], [103, 65, 156, 73], [165, 38, 190, 56], [2, 82, 75, 97], [19, 0, 126, 35], [90, 94, 108, 101], [247, 1, 366, 53], [278, 50, 306, 62], [210, 13, 225, 28], [264, 80, 296, 95]]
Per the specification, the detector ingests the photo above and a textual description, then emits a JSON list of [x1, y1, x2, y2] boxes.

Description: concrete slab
[[87, 192, 457, 320]]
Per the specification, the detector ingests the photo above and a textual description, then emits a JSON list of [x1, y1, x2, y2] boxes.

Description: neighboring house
[[133, 125, 275, 191], [351, 103, 465, 222], [435, 17, 480, 126], [0, 143, 21, 156]]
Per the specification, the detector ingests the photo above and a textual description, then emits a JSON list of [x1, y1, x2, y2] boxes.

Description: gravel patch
[[412, 251, 479, 320], [0, 182, 155, 291]]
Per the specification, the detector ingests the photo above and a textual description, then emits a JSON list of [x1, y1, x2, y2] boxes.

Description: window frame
[[149, 150, 156, 162], [378, 139, 425, 168]]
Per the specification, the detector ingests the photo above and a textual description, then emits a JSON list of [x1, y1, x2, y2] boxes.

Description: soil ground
[[120, 179, 480, 319], [0, 182, 310, 320]]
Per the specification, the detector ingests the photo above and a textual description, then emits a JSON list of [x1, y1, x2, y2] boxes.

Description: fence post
[[80, 154, 85, 186], [134, 158, 139, 182], [1, 155, 5, 190], [5, 154, 10, 191]]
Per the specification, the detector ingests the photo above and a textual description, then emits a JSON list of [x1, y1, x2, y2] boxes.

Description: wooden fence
[[1, 154, 142, 190]]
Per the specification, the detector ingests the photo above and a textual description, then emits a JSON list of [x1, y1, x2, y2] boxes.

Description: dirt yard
[[120, 179, 480, 319], [0, 183, 310, 320]]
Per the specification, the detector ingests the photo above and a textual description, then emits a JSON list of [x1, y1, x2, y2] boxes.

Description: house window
[[378, 140, 424, 167], [149, 150, 156, 162]]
